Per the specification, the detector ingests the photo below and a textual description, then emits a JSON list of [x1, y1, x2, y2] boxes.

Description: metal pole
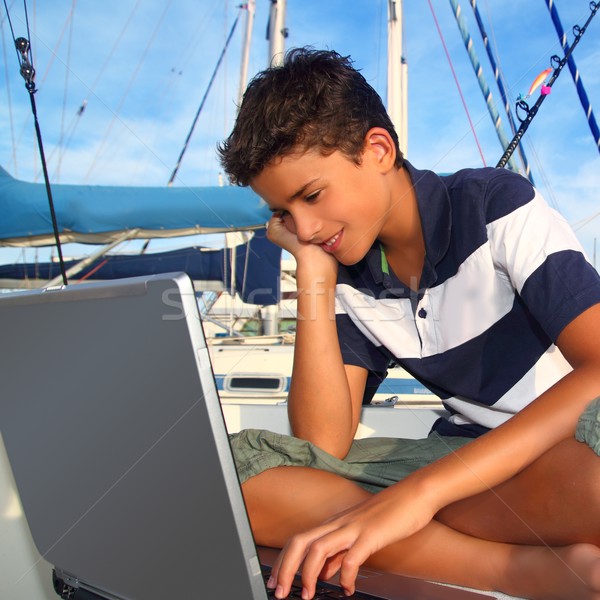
[[267, 0, 287, 66], [387, 0, 407, 156], [45, 229, 140, 288], [238, 0, 256, 108]]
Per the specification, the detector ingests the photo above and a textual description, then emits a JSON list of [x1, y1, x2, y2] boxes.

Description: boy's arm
[[398, 301, 600, 516], [268, 214, 367, 458], [271, 302, 600, 598]]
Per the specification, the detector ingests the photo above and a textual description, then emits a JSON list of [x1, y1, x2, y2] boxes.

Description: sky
[[1, 0, 599, 267]]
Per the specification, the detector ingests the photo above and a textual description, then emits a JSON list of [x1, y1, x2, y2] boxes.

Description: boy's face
[[250, 146, 395, 266]]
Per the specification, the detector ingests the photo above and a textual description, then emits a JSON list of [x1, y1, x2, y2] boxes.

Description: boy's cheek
[[283, 214, 297, 234]]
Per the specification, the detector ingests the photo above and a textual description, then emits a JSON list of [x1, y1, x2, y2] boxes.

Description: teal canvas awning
[[0, 167, 271, 247]]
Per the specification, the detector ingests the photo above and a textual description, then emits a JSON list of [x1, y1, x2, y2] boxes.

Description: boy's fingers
[[298, 527, 360, 598], [274, 522, 345, 598], [338, 539, 374, 595], [319, 550, 346, 581], [273, 531, 316, 598]]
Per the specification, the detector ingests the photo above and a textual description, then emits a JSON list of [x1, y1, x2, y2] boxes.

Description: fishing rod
[[497, 1, 599, 169], [3, 0, 68, 286]]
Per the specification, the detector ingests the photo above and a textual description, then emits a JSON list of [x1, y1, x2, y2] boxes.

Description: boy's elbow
[[290, 425, 355, 460], [325, 437, 354, 460]]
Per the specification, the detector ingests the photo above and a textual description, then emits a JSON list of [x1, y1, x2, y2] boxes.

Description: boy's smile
[[250, 135, 407, 266]]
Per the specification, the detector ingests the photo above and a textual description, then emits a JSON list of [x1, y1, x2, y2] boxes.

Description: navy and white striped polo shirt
[[335, 162, 600, 437]]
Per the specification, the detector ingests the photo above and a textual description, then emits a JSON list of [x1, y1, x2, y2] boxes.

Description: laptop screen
[[0, 273, 267, 600]]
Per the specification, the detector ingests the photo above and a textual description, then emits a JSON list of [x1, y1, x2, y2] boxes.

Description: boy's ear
[[363, 127, 397, 173]]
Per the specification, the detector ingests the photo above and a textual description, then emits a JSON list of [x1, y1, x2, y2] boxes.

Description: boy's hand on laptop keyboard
[[269, 482, 437, 599]]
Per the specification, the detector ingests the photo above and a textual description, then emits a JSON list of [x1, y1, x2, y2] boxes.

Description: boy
[[218, 48, 600, 600]]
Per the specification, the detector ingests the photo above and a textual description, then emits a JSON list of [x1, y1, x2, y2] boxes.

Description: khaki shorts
[[229, 429, 473, 493], [229, 397, 600, 493], [575, 396, 600, 456]]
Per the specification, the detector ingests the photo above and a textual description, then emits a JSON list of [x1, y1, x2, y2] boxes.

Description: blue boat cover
[[0, 166, 271, 247]]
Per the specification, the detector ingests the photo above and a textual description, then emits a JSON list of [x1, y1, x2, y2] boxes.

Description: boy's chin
[[334, 241, 374, 266], [334, 251, 367, 267]]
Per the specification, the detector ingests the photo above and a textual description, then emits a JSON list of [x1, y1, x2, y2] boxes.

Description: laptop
[[0, 273, 490, 600]]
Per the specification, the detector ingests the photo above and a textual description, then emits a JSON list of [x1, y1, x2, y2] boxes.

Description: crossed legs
[[242, 438, 600, 599]]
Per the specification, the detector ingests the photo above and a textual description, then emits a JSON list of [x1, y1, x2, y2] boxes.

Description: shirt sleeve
[[485, 173, 600, 342], [336, 312, 390, 404], [335, 312, 390, 372]]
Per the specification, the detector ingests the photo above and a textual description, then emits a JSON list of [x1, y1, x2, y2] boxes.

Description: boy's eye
[[305, 190, 321, 202]]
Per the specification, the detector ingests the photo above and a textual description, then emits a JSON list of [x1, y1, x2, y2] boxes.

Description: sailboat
[[1, 0, 598, 417], [1, 2, 599, 599]]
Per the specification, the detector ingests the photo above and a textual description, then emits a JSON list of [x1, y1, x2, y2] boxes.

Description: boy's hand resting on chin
[[267, 212, 338, 273]]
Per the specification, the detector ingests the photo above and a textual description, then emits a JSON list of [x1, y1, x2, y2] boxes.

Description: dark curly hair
[[218, 47, 403, 186]]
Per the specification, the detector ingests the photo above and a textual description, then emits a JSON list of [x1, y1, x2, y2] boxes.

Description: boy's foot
[[505, 543, 600, 600]]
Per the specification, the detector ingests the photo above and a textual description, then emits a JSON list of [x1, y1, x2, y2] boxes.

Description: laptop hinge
[[53, 568, 79, 599], [53, 568, 125, 600]]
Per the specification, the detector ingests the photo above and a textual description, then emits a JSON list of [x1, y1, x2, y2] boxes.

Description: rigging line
[[2, 0, 66, 176], [520, 135, 561, 212], [83, 0, 175, 184], [241, 233, 251, 302], [223, 1, 229, 138], [482, 0, 501, 73], [167, 9, 242, 187], [545, 0, 600, 154], [54, 0, 142, 177], [448, 0, 519, 173], [573, 211, 600, 231], [467, 0, 534, 184], [497, 2, 600, 169], [37, 3, 74, 86], [154, 2, 219, 105], [4, 6, 253, 235], [88, 0, 143, 94], [426, 0, 487, 167], [31, 0, 142, 183], [376, 0, 383, 93], [479, 0, 558, 208], [171, 2, 224, 83], [2, 0, 21, 61], [26, 4, 78, 183], [133, 1, 222, 185], [23, 3, 77, 183], [7, 28, 68, 284], [1, 18, 19, 176], [0, 0, 15, 25], [55, 0, 77, 183]]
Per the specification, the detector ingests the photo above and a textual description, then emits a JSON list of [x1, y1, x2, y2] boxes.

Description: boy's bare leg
[[436, 437, 600, 546], [242, 449, 600, 599]]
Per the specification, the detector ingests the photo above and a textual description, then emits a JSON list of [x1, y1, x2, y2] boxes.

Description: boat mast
[[387, 0, 408, 157], [238, 0, 256, 108], [261, 0, 288, 336], [267, 0, 288, 67]]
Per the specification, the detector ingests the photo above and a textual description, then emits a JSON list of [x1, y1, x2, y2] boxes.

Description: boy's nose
[[295, 217, 322, 243], [296, 219, 321, 242]]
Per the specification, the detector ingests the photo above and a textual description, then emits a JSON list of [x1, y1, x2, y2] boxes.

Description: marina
[[1, 1, 599, 598]]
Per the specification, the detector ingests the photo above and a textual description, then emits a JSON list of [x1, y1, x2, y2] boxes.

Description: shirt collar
[[366, 161, 452, 288]]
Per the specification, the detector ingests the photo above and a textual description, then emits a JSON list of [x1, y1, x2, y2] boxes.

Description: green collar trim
[[380, 244, 389, 275]]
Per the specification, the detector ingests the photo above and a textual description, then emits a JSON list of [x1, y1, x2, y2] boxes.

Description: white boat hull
[[208, 338, 443, 408]]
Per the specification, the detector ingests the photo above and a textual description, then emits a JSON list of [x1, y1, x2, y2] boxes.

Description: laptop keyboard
[[262, 565, 383, 599]]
